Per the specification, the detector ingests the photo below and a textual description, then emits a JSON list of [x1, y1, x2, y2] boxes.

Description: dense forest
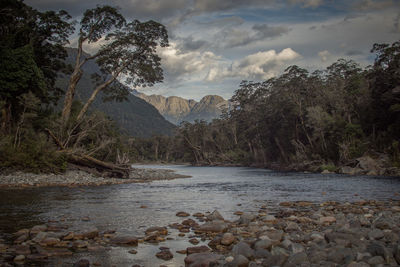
[[0, 1, 399, 176], [0, 0, 168, 175], [131, 41, 400, 175]]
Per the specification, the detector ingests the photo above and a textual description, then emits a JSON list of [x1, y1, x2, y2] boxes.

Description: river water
[[0, 165, 399, 266]]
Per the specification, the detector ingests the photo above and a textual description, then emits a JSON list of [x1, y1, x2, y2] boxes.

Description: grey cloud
[[345, 50, 363, 56], [177, 36, 209, 52], [309, 25, 317, 30], [252, 24, 291, 39], [352, 0, 399, 11], [26, 0, 188, 21], [220, 24, 291, 48]]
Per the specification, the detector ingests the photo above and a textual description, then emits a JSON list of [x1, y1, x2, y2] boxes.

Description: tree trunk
[[76, 77, 116, 121], [61, 40, 84, 125]]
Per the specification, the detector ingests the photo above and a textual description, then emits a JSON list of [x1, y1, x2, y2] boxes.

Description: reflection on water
[[0, 165, 399, 266]]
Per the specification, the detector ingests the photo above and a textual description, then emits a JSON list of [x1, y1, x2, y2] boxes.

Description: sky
[[27, 0, 400, 101]]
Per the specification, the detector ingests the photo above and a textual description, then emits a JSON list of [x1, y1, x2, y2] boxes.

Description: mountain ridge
[[133, 90, 229, 125]]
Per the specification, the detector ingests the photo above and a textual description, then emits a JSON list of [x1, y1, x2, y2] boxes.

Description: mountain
[[56, 48, 176, 137], [133, 91, 229, 125]]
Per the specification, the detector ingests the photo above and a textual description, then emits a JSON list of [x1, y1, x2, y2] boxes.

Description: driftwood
[[46, 128, 131, 178]]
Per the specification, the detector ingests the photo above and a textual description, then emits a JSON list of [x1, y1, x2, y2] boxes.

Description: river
[[1, 165, 399, 266]]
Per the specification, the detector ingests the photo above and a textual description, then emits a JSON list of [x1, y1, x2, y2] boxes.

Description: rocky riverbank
[[0, 167, 190, 188], [1, 200, 399, 266]]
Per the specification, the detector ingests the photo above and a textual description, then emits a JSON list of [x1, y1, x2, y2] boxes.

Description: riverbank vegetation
[[133, 40, 400, 175], [0, 1, 168, 175]]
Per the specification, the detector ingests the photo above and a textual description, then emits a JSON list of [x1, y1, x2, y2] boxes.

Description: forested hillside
[[131, 41, 400, 176], [57, 48, 176, 137]]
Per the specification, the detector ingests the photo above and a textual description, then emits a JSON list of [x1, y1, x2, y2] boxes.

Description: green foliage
[[0, 133, 67, 173], [320, 164, 337, 172]]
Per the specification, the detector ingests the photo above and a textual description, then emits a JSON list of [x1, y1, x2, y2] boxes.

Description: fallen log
[[68, 154, 131, 179], [45, 128, 131, 179]]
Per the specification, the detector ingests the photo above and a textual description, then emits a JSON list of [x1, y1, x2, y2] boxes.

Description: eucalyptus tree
[[61, 5, 168, 125]]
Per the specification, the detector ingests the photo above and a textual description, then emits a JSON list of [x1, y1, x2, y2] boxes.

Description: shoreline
[[1, 199, 399, 266], [0, 167, 191, 189]]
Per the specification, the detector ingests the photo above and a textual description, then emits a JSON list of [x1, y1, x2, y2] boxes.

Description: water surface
[[1, 165, 399, 266]]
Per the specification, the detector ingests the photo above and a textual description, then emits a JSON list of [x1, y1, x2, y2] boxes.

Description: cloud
[[215, 23, 291, 48], [352, 0, 398, 11], [318, 50, 331, 62], [288, 0, 324, 8], [206, 48, 301, 81], [158, 42, 221, 82]]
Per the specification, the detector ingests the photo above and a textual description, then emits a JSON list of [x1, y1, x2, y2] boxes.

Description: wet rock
[[261, 254, 287, 267], [110, 236, 138, 246], [288, 243, 305, 254], [254, 248, 271, 259], [327, 247, 354, 264], [176, 250, 186, 254], [81, 228, 99, 239], [13, 255, 25, 262], [31, 225, 47, 235], [368, 255, 385, 265], [187, 245, 211, 255], [261, 229, 284, 241], [189, 238, 199, 245], [182, 219, 198, 227], [238, 213, 256, 225], [156, 249, 173, 260], [73, 240, 89, 249], [232, 241, 254, 259], [196, 220, 228, 233], [207, 210, 224, 221], [193, 212, 205, 218], [254, 239, 278, 250], [63, 232, 74, 240], [394, 243, 400, 264], [145, 226, 168, 236], [73, 259, 90, 267], [32, 231, 47, 243], [221, 233, 235, 245], [309, 250, 327, 263], [285, 222, 301, 232], [263, 215, 276, 222], [14, 234, 28, 244], [176, 211, 190, 217], [13, 244, 31, 255], [374, 217, 392, 230], [368, 229, 384, 240], [225, 256, 234, 263], [284, 252, 308, 267], [230, 254, 249, 267], [39, 237, 60, 247], [319, 216, 336, 224], [184, 252, 222, 267]]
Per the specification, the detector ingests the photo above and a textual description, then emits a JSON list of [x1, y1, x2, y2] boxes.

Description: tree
[[61, 6, 169, 124], [0, 0, 73, 131]]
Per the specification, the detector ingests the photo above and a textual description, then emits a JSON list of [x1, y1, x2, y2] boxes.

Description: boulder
[[176, 211, 190, 217], [207, 210, 224, 221], [184, 252, 222, 267], [196, 220, 228, 233], [187, 245, 211, 255], [145, 226, 168, 236], [232, 241, 254, 259], [156, 249, 173, 260], [221, 233, 235, 245], [110, 236, 138, 246]]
